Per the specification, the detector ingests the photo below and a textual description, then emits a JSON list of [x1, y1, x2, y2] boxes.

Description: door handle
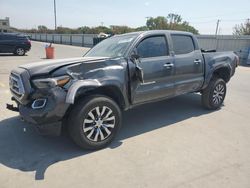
[[194, 59, 202, 65], [164, 63, 174, 69]]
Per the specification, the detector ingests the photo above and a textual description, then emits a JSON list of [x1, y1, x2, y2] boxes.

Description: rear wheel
[[202, 77, 226, 110], [15, 47, 25, 56], [68, 95, 122, 150]]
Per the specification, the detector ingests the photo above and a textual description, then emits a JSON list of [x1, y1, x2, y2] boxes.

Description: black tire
[[15, 47, 25, 56], [202, 77, 227, 110], [68, 95, 122, 150]]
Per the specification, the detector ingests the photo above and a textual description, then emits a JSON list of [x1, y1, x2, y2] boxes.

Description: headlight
[[32, 75, 71, 89]]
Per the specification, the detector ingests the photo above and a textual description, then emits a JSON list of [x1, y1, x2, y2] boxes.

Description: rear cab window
[[171, 34, 195, 55], [136, 36, 169, 58]]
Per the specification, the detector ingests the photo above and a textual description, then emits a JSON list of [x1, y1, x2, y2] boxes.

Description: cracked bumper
[[18, 87, 70, 136]]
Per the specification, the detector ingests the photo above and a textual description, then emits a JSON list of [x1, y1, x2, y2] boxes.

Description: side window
[[137, 36, 169, 58], [171, 35, 195, 55], [4, 35, 16, 40], [17, 36, 26, 40], [3, 35, 12, 40]]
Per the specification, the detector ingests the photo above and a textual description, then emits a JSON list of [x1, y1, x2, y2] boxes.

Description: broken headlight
[[32, 75, 71, 89]]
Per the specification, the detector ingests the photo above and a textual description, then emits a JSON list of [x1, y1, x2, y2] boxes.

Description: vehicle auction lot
[[0, 41, 249, 188]]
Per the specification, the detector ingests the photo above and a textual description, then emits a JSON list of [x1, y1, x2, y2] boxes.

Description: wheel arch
[[66, 80, 127, 110], [212, 66, 231, 83], [77, 86, 126, 110], [14, 46, 26, 55]]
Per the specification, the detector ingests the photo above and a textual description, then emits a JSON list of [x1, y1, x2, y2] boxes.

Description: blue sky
[[0, 0, 250, 34]]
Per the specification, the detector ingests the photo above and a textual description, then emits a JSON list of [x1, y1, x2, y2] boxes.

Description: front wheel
[[202, 77, 227, 110], [68, 95, 122, 150]]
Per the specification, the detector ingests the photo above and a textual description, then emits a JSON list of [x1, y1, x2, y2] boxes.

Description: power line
[[189, 18, 248, 25], [185, 10, 250, 21], [189, 20, 217, 24], [222, 19, 247, 22]]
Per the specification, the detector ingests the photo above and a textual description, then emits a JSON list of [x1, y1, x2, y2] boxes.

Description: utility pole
[[145, 17, 151, 30], [215, 19, 220, 36], [215, 19, 221, 50], [145, 16, 151, 24], [247, 18, 250, 25], [54, 0, 57, 31]]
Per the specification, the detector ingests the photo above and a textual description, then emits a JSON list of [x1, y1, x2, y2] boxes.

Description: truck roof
[[117, 30, 194, 37]]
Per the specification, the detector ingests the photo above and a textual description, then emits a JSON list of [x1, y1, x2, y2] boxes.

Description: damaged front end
[[7, 56, 127, 136], [7, 68, 71, 136]]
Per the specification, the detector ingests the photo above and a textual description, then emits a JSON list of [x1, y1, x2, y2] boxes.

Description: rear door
[[131, 35, 175, 104], [171, 34, 204, 94]]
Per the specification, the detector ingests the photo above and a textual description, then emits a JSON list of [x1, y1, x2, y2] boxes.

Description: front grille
[[9, 72, 25, 99]]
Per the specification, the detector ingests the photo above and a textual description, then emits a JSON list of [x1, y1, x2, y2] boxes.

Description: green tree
[[18, 14, 198, 35], [78, 26, 91, 34], [146, 16, 168, 30], [56, 26, 72, 34], [110, 25, 134, 34], [146, 14, 199, 34], [135, 26, 149, 31], [233, 19, 250, 35], [37, 25, 48, 33], [167, 13, 182, 29]]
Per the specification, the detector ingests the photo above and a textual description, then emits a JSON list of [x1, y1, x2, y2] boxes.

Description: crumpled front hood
[[19, 57, 108, 76]]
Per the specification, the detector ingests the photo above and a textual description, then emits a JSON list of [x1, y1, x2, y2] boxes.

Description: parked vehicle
[[0, 33, 31, 55], [7, 30, 238, 150]]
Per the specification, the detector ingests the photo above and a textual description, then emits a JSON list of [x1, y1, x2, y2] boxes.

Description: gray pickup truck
[[7, 30, 238, 150]]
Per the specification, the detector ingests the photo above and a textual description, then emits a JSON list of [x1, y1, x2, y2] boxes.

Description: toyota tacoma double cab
[[7, 30, 238, 150]]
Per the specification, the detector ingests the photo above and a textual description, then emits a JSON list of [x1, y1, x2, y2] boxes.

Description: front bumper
[[8, 87, 70, 136]]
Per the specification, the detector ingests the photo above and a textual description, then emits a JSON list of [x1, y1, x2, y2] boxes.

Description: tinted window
[[171, 35, 195, 55], [16, 36, 27, 40], [137, 36, 168, 58], [3, 35, 16, 40]]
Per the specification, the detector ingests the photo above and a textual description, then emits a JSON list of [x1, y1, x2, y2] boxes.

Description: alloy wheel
[[212, 83, 225, 105], [83, 106, 115, 142], [16, 48, 25, 55]]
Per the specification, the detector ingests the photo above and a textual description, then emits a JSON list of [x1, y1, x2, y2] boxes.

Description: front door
[[131, 35, 175, 104]]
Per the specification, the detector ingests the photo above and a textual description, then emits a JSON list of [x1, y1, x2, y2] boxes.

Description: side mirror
[[130, 53, 140, 61], [130, 52, 144, 83]]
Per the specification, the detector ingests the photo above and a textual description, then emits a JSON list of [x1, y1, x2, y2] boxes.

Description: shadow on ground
[[0, 53, 28, 56], [240, 64, 250, 67], [0, 94, 212, 180]]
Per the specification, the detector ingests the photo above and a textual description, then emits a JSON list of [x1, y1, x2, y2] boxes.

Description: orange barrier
[[45, 46, 55, 59]]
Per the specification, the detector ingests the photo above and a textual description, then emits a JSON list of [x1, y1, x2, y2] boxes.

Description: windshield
[[85, 34, 137, 58]]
